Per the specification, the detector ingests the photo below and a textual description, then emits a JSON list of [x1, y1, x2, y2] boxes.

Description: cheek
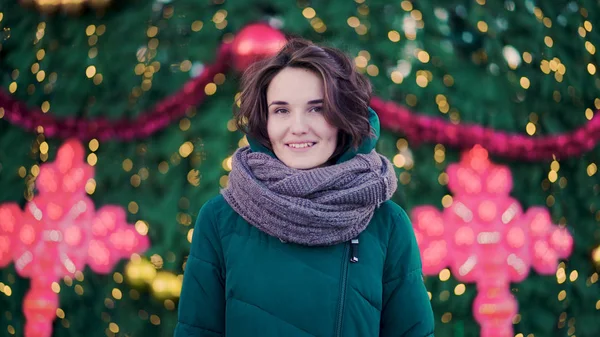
[[266, 119, 277, 142], [313, 116, 338, 141], [322, 125, 339, 142]]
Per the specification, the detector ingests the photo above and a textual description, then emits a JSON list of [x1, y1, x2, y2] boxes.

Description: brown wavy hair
[[234, 38, 373, 162]]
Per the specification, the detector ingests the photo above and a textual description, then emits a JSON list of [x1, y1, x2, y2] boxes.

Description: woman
[[175, 38, 435, 337]]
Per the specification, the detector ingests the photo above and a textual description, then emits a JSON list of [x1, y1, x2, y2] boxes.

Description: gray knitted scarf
[[221, 146, 397, 246]]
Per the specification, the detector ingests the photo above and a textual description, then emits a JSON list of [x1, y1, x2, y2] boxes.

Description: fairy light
[[434, 144, 445, 163], [366, 65, 379, 76], [400, 1, 412, 11], [587, 163, 598, 176], [357, 3, 369, 15], [112, 288, 122, 300], [128, 201, 139, 214], [569, 270, 578, 282], [477, 21, 488, 33], [543, 17, 552, 28], [179, 142, 194, 158], [354, 55, 368, 68], [213, 9, 228, 30], [187, 229, 194, 243], [180, 60, 192, 72], [184, 21, 201, 34], [417, 50, 430, 63], [438, 192, 456, 209], [204, 83, 217, 95], [526, 122, 536, 135], [347, 16, 360, 28], [439, 290, 450, 301], [164, 299, 176, 310], [187, 169, 200, 186], [443, 75, 454, 86], [130, 174, 141, 187], [302, 7, 316, 19], [546, 195, 555, 207], [158, 161, 169, 174], [585, 41, 596, 55], [416, 72, 429, 88], [533, 7, 544, 20], [355, 23, 367, 35], [438, 172, 449, 185], [548, 170, 558, 183], [410, 10, 422, 21], [388, 30, 401, 42], [558, 177, 567, 188], [87, 153, 97, 166], [588, 64, 596, 75], [150, 315, 160, 325], [109, 323, 119, 333], [393, 154, 406, 168], [138, 168, 149, 181], [176, 213, 192, 226], [541, 60, 551, 74], [406, 94, 418, 106]]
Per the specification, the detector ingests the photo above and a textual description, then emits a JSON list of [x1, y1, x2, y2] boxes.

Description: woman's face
[[266, 67, 338, 169]]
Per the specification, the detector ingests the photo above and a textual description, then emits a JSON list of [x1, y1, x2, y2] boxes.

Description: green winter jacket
[[174, 108, 435, 337]]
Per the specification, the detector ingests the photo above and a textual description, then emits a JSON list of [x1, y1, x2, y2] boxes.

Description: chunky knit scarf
[[221, 147, 397, 246]]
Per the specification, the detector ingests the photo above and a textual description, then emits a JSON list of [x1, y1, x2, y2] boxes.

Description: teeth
[[288, 143, 315, 149]]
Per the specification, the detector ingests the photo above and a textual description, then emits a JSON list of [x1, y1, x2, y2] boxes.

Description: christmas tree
[[1, 0, 599, 336]]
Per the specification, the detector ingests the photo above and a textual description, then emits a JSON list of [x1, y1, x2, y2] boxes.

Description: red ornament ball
[[231, 23, 287, 73]]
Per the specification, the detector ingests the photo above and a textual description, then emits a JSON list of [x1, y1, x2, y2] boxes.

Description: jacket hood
[[247, 107, 380, 164]]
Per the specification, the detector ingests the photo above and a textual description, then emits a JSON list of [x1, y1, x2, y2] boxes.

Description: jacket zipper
[[335, 243, 350, 337]]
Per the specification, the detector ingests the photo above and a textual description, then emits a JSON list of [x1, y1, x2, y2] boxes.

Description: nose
[[289, 111, 309, 135]]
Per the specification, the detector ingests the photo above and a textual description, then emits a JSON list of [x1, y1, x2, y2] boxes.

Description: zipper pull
[[350, 238, 359, 263]]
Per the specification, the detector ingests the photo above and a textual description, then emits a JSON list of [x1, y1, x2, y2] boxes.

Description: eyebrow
[[268, 99, 323, 107]]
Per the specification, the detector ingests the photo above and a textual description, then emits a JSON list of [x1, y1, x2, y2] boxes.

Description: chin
[[281, 158, 327, 170], [285, 161, 320, 170]]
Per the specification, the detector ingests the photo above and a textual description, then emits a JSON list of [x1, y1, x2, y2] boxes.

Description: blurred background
[[1, 0, 599, 336]]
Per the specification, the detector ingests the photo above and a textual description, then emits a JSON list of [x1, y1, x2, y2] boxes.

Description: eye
[[273, 108, 288, 114], [310, 106, 323, 113]]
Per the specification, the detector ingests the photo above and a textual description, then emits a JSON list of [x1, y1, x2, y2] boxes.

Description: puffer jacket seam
[[383, 267, 422, 286], [230, 297, 317, 337], [226, 229, 339, 282], [176, 320, 223, 335], [187, 252, 220, 270], [348, 285, 382, 312]]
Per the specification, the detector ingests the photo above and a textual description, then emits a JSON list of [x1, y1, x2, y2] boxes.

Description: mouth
[[285, 142, 317, 149]]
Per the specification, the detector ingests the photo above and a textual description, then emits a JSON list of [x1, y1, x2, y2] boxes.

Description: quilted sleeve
[[380, 207, 435, 337], [174, 200, 225, 337]]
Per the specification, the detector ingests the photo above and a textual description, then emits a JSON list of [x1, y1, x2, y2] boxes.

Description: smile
[[286, 142, 316, 149]]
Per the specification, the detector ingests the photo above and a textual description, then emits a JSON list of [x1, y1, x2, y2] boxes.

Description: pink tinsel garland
[[1, 40, 599, 161], [371, 98, 600, 161], [1, 43, 231, 141]]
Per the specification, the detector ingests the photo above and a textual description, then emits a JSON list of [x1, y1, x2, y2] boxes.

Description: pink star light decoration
[[0, 139, 150, 337], [411, 145, 573, 337]]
